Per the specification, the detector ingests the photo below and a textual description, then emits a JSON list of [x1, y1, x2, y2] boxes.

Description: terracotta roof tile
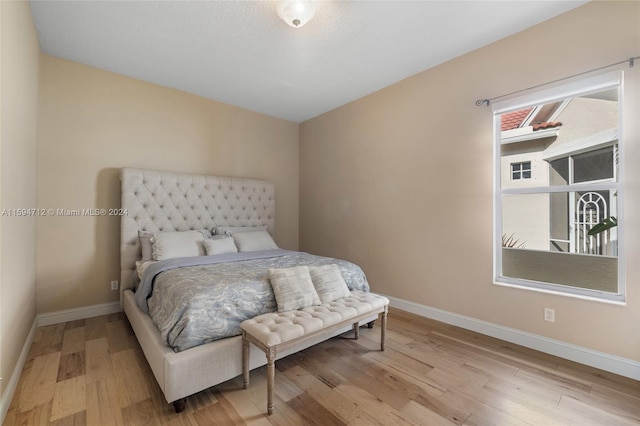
[[532, 121, 563, 131], [501, 108, 532, 131]]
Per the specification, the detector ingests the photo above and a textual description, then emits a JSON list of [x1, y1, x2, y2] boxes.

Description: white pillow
[[269, 266, 320, 312], [203, 236, 238, 256], [309, 264, 351, 303], [233, 230, 278, 252], [139, 231, 154, 261], [214, 225, 267, 236], [151, 230, 208, 261]]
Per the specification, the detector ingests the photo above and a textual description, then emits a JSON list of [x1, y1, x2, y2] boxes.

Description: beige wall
[[299, 1, 640, 361], [0, 0, 40, 400], [37, 56, 299, 313]]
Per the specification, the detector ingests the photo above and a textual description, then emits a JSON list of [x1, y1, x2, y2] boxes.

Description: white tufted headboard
[[120, 167, 275, 306]]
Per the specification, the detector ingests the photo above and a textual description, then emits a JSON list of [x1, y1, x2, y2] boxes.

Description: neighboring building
[[500, 91, 618, 257]]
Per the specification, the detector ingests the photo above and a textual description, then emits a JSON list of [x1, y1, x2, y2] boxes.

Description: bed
[[120, 167, 375, 411]]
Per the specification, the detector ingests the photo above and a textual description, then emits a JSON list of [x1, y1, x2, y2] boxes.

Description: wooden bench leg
[[380, 307, 388, 351], [242, 331, 250, 389], [353, 322, 359, 340], [266, 348, 276, 415]]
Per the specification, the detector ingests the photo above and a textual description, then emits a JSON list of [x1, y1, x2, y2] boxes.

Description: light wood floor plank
[[282, 364, 362, 424], [86, 377, 123, 426], [111, 349, 152, 408], [10, 401, 52, 426], [120, 398, 161, 426], [334, 383, 422, 425], [27, 324, 65, 360], [400, 400, 458, 426], [104, 320, 132, 354], [50, 376, 86, 421], [85, 337, 113, 384], [84, 316, 107, 341], [49, 410, 86, 426], [56, 352, 86, 382], [219, 386, 272, 426], [61, 327, 85, 355], [558, 393, 640, 426], [17, 352, 60, 412]]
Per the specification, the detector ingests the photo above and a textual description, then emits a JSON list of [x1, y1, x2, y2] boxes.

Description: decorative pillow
[[213, 225, 267, 236], [233, 230, 278, 252], [308, 264, 351, 303], [203, 236, 238, 256], [151, 230, 209, 261], [139, 231, 154, 261], [269, 266, 320, 312]]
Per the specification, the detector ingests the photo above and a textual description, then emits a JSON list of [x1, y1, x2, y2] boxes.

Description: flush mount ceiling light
[[276, 1, 315, 28]]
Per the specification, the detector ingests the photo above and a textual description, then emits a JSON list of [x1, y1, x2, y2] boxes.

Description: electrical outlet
[[544, 308, 555, 323], [110, 280, 119, 291]]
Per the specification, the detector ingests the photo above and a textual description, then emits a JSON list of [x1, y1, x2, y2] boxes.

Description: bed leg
[[173, 398, 187, 413], [367, 320, 375, 329]]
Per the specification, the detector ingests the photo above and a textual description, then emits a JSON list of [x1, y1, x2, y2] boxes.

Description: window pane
[[502, 192, 618, 257], [574, 146, 615, 183], [549, 192, 569, 242], [550, 158, 569, 186], [502, 193, 550, 251], [499, 89, 618, 190], [501, 248, 618, 292]]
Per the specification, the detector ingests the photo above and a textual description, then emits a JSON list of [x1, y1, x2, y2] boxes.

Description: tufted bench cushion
[[240, 291, 389, 347], [240, 290, 389, 415]]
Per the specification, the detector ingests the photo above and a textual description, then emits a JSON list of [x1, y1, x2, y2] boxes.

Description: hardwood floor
[[4, 309, 640, 425]]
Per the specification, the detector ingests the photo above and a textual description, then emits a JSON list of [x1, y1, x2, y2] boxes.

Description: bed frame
[[119, 167, 372, 412]]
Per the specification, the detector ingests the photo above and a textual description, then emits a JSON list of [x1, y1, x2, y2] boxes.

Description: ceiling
[[29, 1, 588, 123]]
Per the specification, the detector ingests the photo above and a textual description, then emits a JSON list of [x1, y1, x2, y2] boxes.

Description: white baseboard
[[385, 295, 640, 381], [38, 301, 122, 327], [0, 317, 37, 424]]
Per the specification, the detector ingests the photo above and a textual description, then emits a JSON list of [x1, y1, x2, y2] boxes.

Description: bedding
[[135, 249, 370, 352]]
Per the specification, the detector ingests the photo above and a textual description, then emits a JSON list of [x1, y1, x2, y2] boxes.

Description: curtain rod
[[475, 56, 639, 107]]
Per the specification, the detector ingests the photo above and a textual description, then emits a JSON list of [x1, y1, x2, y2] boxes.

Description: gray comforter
[[135, 250, 370, 352]]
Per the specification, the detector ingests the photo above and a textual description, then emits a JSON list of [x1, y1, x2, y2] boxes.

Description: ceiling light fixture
[[276, 1, 315, 28]]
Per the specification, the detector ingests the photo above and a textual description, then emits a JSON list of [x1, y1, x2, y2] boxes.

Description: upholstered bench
[[240, 290, 389, 415]]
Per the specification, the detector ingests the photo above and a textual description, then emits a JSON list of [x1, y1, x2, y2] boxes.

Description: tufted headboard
[[119, 167, 275, 306]]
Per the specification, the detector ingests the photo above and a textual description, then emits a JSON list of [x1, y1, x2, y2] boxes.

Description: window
[[511, 161, 531, 180], [493, 72, 624, 302]]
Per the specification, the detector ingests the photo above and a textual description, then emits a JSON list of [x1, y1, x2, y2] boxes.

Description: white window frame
[[493, 71, 625, 303]]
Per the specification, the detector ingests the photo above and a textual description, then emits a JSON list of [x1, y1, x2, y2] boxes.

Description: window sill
[[493, 279, 626, 306]]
